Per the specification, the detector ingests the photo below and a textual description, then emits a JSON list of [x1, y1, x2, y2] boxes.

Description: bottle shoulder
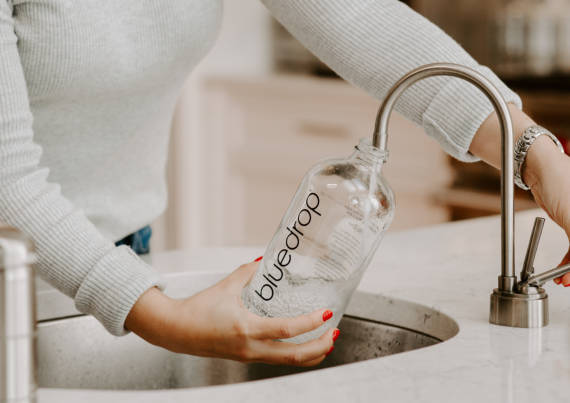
[[306, 157, 391, 188], [300, 157, 395, 214]]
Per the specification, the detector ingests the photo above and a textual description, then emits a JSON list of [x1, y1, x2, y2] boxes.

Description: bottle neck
[[351, 138, 388, 170]]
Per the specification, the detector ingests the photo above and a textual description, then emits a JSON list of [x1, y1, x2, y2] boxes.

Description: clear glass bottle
[[241, 138, 395, 343]]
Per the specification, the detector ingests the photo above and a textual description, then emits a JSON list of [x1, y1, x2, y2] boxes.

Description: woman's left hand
[[523, 136, 570, 286], [471, 105, 570, 286]]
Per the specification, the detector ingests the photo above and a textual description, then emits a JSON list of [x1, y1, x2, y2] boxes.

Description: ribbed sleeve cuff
[[74, 245, 166, 336], [422, 65, 522, 162]]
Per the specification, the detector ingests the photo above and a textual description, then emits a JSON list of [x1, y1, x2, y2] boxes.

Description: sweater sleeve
[[0, 1, 164, 336], [261, 0, 522, 162]]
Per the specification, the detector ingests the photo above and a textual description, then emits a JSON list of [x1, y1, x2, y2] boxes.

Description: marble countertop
[[39, 209, 570, 402]]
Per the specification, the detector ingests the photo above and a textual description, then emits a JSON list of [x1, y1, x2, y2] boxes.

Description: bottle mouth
[[355, 138, 388, 163]]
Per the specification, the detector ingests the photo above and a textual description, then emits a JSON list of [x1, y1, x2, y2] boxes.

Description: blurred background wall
[[151, 0, 570, 252]]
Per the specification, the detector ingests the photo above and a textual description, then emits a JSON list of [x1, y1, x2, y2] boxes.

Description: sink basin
[[37, 289, 458, 390]]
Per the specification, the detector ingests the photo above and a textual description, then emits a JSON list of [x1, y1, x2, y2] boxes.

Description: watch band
[[514, 125, 565, 190]]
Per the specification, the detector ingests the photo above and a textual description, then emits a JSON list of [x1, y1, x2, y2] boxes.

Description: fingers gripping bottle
[[242, 138, 395, 343]]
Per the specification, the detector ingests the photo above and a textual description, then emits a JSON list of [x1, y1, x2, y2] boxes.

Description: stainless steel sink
[[37, 291, 458, 390]]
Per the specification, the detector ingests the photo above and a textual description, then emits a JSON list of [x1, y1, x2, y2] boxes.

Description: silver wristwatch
[[514, 125, 565, 190]]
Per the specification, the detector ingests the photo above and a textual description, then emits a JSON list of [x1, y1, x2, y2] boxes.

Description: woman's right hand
[[125, 259, 339, 366]]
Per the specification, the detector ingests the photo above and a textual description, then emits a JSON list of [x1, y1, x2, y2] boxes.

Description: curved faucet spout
[[371, 63, 516, 292]]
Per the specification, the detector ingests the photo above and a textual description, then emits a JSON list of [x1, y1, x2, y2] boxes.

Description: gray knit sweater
[[0, 0, 521, 336]]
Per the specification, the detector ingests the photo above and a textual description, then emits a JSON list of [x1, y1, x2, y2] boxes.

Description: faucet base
[[489, 288, 548, 328]]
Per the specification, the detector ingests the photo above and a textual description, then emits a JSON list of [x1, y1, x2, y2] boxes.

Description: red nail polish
[[254, 256, 263, 262], [332, 329, 340, 341], [326, 345, 334, 356], [565, 283, 570, 288], [322, 310, 333, 322], [554, 278, 561, 284]]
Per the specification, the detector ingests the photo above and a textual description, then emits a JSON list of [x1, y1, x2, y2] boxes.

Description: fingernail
[[322, 310, 333, 322], [564, 283, 570, 288], [332, 329, 340, 341], [254, 256, 263, 262], [554, 278, 562, 284], [326, 345, 334, 356]]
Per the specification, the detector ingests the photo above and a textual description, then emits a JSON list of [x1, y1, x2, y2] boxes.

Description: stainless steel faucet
[[0, 225, 37, 403], [372, 63, 570, 328]]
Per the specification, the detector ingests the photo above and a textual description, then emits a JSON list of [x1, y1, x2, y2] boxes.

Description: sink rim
[[36, 268, 460, 391], [36, 289, 460, 392], [36, 269, 460, 345], [37, 290, 459, 342]]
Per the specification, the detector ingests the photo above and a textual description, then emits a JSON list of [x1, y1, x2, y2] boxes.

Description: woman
[[1, 0, 568, 366]]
